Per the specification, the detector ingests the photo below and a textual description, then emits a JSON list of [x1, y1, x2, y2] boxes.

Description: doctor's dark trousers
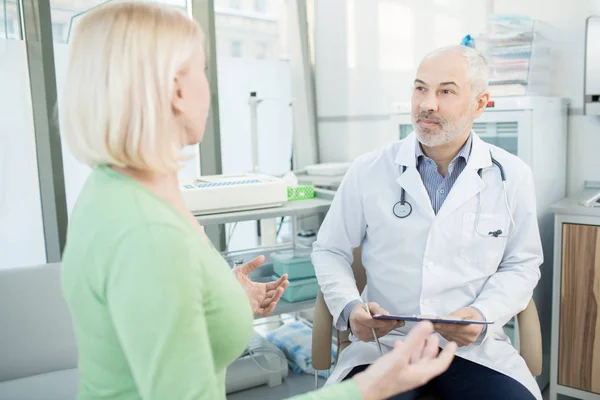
[[342, 355, 537, 400]]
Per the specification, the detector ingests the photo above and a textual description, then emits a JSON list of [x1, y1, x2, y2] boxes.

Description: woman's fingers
[[419, 341, 456, 375], [265, 274, 289, 291], [421, 334, 440, 360], [260, 287, 285, 307], [400, 321, 435, 356]]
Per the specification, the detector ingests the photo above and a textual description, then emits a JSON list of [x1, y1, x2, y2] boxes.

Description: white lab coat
[[312, 132, 543, 399]]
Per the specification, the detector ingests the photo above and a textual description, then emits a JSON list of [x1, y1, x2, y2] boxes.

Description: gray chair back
[[0, 263, 77, 382]]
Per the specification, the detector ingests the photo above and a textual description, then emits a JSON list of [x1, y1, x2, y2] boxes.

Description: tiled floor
[[227, 373, 325, 400]]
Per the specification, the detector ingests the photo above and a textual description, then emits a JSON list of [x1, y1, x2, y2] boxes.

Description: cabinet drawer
[[559, 223, 600, 393]]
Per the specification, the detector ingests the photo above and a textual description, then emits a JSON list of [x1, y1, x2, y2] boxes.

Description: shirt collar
[[415, 132, 473, 165]]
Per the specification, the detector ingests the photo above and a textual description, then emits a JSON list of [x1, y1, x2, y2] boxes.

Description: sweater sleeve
[[106, 223, 221, 400]]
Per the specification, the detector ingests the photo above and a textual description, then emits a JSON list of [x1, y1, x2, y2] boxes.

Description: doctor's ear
[[473, 91, 490, 117]]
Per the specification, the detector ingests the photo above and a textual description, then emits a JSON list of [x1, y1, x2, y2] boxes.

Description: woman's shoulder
[[64, 167, 204, 268], [72, 167, 188, 229]]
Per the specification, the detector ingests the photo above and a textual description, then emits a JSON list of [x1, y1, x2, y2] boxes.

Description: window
[[0, 1, 20, 40], [52, 22, 67, 43], [254, 0, 267, 13], [229, 0, 242, 9], [256, 42, 268, 59], [346, 0, 356, 68], [0, 2, 46, 268], [230, 40, 243, 57], [214, 0, 298, 251], [0, 19, 17, 39]]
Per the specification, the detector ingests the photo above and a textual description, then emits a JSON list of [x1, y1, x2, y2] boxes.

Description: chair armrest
[[312, 291, 334, 370], [336, 330, 352, 364], [517, 299, 543, 376]]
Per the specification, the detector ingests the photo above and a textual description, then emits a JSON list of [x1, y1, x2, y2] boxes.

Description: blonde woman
[[59, 3, 456, 400]]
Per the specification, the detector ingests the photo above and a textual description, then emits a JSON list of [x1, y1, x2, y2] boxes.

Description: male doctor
[[312, 45, 543, 400]]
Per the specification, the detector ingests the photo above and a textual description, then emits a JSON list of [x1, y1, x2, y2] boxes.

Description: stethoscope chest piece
[[393, 200, 412, 218], [394, 165, 412, 218]]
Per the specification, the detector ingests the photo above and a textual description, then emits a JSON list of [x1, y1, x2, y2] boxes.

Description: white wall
[[313, 0, 600, 193], [313, 0, 488, 163], [0, 40, 46, 269], [493, 0, 600, 194]]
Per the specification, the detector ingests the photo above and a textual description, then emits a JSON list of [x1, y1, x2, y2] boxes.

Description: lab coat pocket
[[460, 213, 507, 266]]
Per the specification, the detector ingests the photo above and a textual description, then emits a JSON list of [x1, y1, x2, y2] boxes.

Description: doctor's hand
[[233, 256, 289, 317], [433, 307, 485, 347], [353, 321, 457, 400], [349, 302, 404, 342]]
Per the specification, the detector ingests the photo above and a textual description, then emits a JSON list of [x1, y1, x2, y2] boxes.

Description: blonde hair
[[60, 1, 204, 172]]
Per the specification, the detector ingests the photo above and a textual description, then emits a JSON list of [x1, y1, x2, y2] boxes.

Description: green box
[[275, 274, 319, 302], [271, 248, 315, 280], [287, 185, 315, 201]]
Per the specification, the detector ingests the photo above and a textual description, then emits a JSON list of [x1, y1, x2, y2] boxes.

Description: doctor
[[312, 45, 543, 400]]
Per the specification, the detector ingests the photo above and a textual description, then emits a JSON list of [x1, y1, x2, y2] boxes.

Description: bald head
[[410, 46, 490, 148], [421, 45, 489, 98]]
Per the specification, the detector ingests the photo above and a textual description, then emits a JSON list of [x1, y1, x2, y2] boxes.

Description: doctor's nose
[[419, 93, 439, 113]]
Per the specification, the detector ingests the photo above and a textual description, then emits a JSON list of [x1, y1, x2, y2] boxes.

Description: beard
[[412, 110, 472, 147]]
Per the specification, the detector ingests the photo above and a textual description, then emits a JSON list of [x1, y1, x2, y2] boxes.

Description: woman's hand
[[233, 256, 289, 317], [352, 321, 457, 400]]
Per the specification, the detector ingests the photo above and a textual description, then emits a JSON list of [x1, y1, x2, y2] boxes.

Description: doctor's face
[[411, 52, 484, 147]]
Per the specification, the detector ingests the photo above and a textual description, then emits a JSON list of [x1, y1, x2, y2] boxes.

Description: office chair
[[311, 247, 543, 399]]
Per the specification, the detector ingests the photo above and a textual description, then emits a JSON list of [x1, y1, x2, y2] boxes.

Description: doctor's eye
[[415, 86, 427, 93], [441, 89, 454, 95]]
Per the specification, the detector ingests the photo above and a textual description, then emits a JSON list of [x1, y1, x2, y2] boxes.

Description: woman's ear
[[171, 75, 184, 115]]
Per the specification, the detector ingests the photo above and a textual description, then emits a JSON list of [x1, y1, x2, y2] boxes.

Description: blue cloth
[[415, 133, 472, 215], [265, 321, 335, 378], [461, 34, 476, 48], [343, 355, 536, 400]]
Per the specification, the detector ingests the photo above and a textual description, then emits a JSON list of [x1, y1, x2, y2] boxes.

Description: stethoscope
[[393, 151, 516, 238]]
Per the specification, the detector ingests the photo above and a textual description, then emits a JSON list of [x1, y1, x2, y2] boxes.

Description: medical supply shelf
[[222, 243, 319, 318], [193, 189, 335, 226], [295, 173, 344, 191], [194, 189, 335, 319], [475, 16, 556, 97], [270, 298, 316, 317]]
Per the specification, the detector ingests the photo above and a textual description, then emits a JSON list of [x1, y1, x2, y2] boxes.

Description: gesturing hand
[[233, 256, 289, 317], [353, 321, 457, 400], [433, 307, 485, 347]]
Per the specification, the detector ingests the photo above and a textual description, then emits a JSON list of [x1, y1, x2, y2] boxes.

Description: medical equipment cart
[[194, 189, 335, 394]]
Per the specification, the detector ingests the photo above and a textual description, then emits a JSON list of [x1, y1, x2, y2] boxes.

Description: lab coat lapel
[[394, 133, 435, 219], [435, 133, 492, 222]]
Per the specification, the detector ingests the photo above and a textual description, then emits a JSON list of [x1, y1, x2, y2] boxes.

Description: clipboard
[[372, 314, 493, 325]]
